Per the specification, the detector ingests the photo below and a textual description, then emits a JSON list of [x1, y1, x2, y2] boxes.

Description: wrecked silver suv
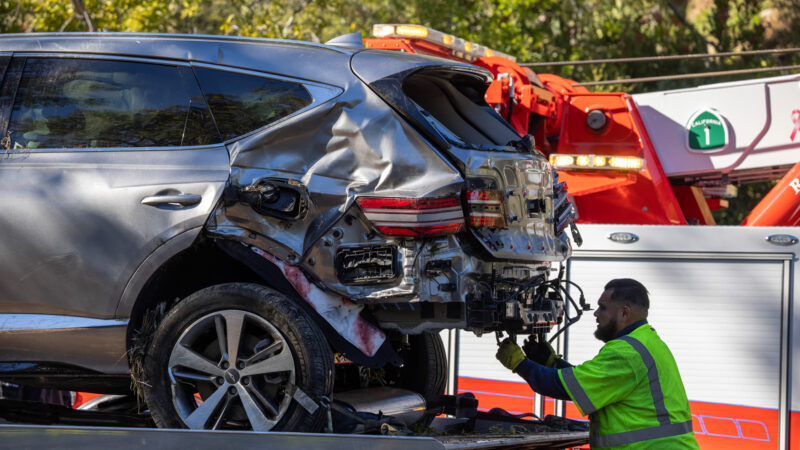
[[0, 33, 577, 432]]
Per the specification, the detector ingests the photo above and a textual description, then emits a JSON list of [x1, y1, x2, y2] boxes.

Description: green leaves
[[2, 0, 795, 74]]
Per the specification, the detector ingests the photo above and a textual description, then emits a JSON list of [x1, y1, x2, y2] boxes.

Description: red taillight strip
[[357, 196, 465, 237], [372, 223, 464, 237], [358, 197, 461, 210]]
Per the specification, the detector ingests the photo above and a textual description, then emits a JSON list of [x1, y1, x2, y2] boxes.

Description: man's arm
[[553, 358, 573, 369], [514, 359, 570, 399], [496, 339, 570, 400]]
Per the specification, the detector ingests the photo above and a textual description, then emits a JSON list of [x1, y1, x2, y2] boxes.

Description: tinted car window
[[0, 56, 18, 144], [7, 58, 218, 149], [194, 67, 312, 140]]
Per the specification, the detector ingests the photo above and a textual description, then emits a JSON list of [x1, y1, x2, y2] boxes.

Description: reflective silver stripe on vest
[[593, 420, 693, 447], [562, 367, 597, 415], [617, 335, 670, 426]]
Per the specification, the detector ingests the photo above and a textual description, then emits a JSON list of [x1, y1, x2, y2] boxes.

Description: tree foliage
[[1, 1, 796, 70], [1, 0, 796, 91], [0, 0, 797, 224]]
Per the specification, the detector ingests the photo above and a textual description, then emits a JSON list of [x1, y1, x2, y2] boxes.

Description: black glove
[[522, 337, 561, 368]]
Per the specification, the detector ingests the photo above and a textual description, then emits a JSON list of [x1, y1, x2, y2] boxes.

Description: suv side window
[[193, 67, 312, 140], [7, 58, 218, 149]]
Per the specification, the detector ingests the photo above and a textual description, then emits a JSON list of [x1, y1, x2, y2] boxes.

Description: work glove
[[522, 337, 561, 368], [496, 338, 526, 371]]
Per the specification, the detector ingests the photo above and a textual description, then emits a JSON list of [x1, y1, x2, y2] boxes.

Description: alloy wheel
[[167, 309, 296, 430]]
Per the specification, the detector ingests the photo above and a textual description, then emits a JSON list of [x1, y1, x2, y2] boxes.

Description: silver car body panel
[[0, 314, 128, 332], [0, 145, 229, 371], [0, 323, 129, 373], [0, 314, 129, 373], [115, 227, 203, 318], [205, 75, 468, 339], [0, 33, 352, 84], [349, 48, 491, 84], [0, 146, 230, 318]]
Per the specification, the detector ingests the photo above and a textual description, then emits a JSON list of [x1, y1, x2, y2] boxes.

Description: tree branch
[[70, 0, 95, 32], [60, 15, 74, 32], [282, 0, 313, 37]]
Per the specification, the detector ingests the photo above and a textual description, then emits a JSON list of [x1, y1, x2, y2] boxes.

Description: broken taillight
[[357, 196, 465, 237], [464, 190, 508, 229]]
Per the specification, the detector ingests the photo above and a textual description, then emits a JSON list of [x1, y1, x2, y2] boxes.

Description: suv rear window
[[8, 58, 216, 149], [402, 71, 519, 147], [193, 67, 312, 140]]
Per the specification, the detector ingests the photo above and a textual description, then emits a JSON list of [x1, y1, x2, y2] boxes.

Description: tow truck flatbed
[[0, 398, 588, 449], [0, 424, 588, 450]]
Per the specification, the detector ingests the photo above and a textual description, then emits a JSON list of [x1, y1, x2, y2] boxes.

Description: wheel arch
[[123, 234, 399, 369]]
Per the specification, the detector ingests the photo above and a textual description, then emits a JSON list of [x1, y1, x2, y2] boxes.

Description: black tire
[[143, 283, 333, 432], [399, 332, 447, 427]]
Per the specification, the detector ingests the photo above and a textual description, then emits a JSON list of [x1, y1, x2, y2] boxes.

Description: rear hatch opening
[[397, 68, 574, 262], [401, 70, 520, 149]]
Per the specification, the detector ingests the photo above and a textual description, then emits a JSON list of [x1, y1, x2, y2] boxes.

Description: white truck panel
[[633, 74, 800, 178], [566, 258, 782, 409], [458, 331, 528, 383]]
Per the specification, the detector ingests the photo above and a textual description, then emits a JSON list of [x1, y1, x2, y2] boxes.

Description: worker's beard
[[594, 318, 618, 342]]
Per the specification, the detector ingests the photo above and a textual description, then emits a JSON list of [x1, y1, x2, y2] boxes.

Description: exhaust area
[[333, 387, 427, 426]]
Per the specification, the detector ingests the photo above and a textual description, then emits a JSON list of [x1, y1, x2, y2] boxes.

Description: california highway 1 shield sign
[[687, 109, 729, 152]]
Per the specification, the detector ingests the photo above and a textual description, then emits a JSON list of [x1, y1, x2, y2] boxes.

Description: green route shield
[[687, 110, 728, 151]]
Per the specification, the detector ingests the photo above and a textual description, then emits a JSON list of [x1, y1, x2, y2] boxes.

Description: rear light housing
[[465, 190, 508, 229], [357, 196, 465, 237]]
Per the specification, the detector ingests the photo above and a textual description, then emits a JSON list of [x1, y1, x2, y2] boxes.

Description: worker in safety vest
[[496, 278, 698, 449]]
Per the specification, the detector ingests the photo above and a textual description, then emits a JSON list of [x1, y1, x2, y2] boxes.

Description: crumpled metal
[[206, 80, 462, 260], [205, 76, 463, 354]]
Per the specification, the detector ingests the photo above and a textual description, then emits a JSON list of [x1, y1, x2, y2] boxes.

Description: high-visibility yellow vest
[[558, 323, 699, 449]]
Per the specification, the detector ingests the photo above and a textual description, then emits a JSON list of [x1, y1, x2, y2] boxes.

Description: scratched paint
[[250, 246, 385, 356]]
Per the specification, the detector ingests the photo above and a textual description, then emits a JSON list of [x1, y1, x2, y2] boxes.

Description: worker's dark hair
[[604, 278, 649, 310]]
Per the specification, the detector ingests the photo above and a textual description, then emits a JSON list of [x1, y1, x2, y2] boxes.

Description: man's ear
[[619, 304, 632, 321]]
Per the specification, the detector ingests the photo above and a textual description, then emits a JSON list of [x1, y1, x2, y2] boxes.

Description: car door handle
[[141, 194, 202, 207]]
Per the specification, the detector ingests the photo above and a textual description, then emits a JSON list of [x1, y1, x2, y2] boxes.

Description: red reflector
[[357, 196, 461, 210], [374, 223, 465, 237], [465, 190, 507, 229], [357, 195, 465, 237]]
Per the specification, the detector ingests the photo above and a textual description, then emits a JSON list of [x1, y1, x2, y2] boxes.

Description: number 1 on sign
[[704, 125, 710, 146]]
